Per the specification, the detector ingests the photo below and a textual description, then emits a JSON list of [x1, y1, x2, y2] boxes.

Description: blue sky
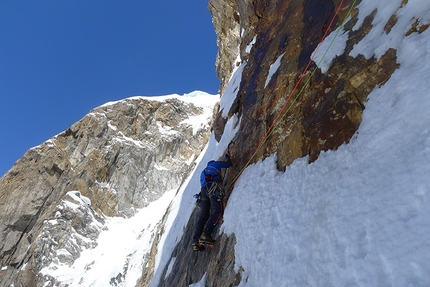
[[0, 1, 219, 176]]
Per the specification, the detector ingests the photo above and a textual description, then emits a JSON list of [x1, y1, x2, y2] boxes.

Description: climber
[[192, 152, 232, 251]]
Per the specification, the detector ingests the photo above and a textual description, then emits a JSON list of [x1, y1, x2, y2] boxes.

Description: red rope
[[225, 0, 348, 196]]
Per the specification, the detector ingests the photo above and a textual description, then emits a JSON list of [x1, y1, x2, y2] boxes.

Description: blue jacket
[[200, 155, 232, 187]]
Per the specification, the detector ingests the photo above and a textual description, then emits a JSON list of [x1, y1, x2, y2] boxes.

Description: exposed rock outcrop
[[0, 93, 217, 287]]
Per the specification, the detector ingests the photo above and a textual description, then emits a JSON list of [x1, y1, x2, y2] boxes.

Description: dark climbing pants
[[193, 182, 224, 242]]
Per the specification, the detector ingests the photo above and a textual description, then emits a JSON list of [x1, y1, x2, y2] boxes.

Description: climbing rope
[[224, 0, 357, 196]]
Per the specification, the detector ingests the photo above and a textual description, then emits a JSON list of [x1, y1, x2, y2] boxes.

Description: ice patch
[[246, 35, 257, 53], [220, 60, 246, 118], [312, 27, 349, 73], [265, 52, 285, 87]]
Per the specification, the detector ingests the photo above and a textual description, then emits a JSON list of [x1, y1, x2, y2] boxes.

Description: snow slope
[[154, 1, 430, 286], [222, 1, 430, 286], [41, 189, 177, 287]]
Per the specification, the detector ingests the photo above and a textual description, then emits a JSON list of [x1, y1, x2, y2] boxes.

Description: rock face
[[0, 93, 217, 287], [208, 0, 241, 93], [154, 0, 429, 286], [211, 0, 400, 170]]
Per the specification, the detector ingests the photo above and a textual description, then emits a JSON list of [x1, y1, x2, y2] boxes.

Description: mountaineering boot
[[199, 232, 215, 246], [193, 242, 206, 252]]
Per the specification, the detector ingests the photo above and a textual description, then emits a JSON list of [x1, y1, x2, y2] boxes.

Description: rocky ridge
[[0, 92, 218, 286]]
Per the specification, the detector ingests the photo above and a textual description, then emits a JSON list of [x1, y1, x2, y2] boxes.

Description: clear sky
[[0, 1, 219, 177]]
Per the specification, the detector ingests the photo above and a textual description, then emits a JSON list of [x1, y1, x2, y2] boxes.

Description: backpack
[[200, 160, 229, 187]]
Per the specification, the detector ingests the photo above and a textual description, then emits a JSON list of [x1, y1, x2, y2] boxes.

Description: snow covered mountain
[[0, 91, 218, 286], [2, 0, 430, 286]]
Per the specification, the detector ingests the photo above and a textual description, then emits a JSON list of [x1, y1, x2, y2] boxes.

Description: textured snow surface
[[222, 1, 430, 286]]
